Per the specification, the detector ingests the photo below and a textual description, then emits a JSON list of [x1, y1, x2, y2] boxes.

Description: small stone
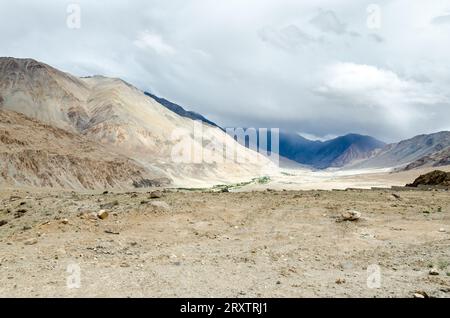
[[24, 238, 38, 245], [97, 210, 109, 220], [335, 278, 346, 284], [338, 210, 361, 222], [104, 229, 120, 235], [149, 191, 162, 199], [413, 291, 429, 298], [439, 228, 446, 233], [0, 220, 8, 227], [88, 212, 98, 220], [61, 219, 69, 225], [429, 268, 439, 276], [9, 195, 21, 201]]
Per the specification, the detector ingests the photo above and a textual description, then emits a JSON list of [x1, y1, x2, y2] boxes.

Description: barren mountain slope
[[350, 131, 450, 169], [0, 109, 168, 190], [0, 57, 90, 132], [402, 147, 450, 171], [0, 58, 275, 187]]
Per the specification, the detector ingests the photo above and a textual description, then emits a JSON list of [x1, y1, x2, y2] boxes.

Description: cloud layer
[[1, 0, 450, 142]]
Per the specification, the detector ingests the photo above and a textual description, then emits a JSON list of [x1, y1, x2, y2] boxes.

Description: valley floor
[[241, 165, 450, 191], [0, 187, 449, 298]]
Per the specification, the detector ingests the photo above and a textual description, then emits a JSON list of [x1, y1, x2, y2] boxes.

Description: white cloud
[[134, 30, 175, 56], [318, 63, 445, 106], [258, 25, 315, 51], [316, 62, 448, 133], [310, 9, 347, 34], [298, 132, 337, 142], [431, 13, 450, 25]]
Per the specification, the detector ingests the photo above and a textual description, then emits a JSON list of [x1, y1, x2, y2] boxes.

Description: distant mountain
[[139, 92, 385, 169], [277, 132, 385, 169], [402, 146, 450, 170], [352, 131, 450, 169], [141, 92, 449, 172], [144, 92, 221, 129]]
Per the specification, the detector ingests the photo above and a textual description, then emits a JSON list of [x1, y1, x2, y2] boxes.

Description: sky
[[1, 0, 450, 142]]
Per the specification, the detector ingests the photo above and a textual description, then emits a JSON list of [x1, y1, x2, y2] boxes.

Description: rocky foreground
[[0, 188, 449, 298]]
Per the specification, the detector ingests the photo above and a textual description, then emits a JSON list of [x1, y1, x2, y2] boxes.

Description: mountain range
[[0, 57, 274, 189], [349, 131, 450, 169], [0, 57, 448, 190], [277, 132, 386, 169], [149, 98, 449, 170]]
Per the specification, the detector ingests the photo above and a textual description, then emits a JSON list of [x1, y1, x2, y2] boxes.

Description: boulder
[[97, 210, 109, 220], [407, 170, 450, 187], [338, 210, 362, 222], [149, 191, 162, 199]]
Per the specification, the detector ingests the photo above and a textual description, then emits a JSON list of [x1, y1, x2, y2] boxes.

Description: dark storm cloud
[[0, 0, 449, 142]]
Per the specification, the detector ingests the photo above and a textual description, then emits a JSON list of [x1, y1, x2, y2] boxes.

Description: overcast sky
[[1, 0, 450, 142]]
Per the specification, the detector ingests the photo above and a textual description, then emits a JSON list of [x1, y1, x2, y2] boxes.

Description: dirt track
[[0, 188, 449, 298]]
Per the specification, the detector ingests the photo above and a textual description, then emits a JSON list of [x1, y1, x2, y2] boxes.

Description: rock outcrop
[[406, 170, 450, 188]]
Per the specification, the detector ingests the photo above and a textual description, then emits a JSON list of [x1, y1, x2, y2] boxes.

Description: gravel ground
[[0, 188, 449, 298]]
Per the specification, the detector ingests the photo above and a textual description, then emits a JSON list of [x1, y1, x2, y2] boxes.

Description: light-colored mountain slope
[[0, 109, 169, 190], [0, 57, 91, 132], [0, 58, 275, 187]]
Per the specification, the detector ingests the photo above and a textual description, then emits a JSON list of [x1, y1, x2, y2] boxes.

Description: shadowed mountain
[[141, 92, 388, 170], [352, 131, 450, 169], [278, 132, 386, 169], [144, 92, 221, 129], [140, 94, 386, 169]]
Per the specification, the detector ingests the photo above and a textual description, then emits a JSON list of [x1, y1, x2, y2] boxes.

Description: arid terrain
[[0, 57, 449, 298], [1, 184, 449, 298]]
